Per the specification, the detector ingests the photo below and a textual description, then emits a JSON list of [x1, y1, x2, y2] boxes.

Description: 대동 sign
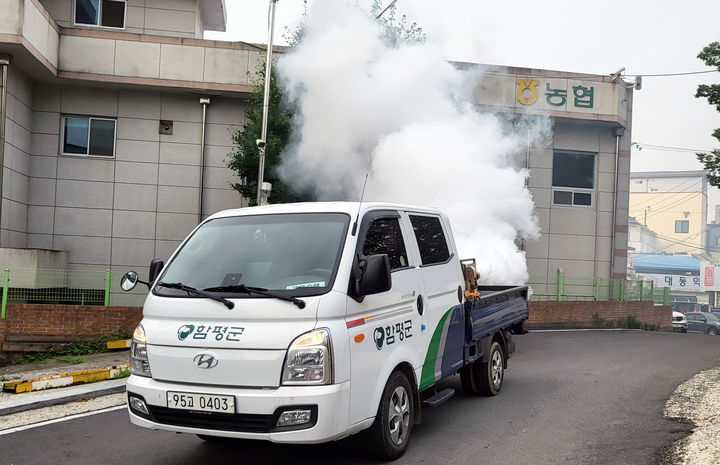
[[637, 273, 700, 292]]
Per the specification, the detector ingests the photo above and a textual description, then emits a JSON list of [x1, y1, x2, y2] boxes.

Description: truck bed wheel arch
[[481, 331, 508, 369]]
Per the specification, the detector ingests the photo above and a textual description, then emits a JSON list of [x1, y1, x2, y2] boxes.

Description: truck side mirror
[[149, 259, 165, 283], [356, 254, 392, 296]]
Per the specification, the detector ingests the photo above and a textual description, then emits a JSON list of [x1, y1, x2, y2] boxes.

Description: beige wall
[[40, 0, 199, 38], [22, 83, 245, 304], [629, 191, 707, 254], [0, 0, 60, 70], [1, 66, 33, 249], [58, 33, 259, 88], [525, 122, 618, 280]]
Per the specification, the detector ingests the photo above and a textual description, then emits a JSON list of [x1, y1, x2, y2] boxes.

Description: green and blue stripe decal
[[419, 305, 465, 391]]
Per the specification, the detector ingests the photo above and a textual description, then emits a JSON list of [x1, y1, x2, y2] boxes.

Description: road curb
[[0, 379, 127, 416], [2, 364, 130, 394], [107, 339, 131, 349]]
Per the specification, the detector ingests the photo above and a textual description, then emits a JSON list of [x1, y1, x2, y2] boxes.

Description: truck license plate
[[166, 392, 235, 413]]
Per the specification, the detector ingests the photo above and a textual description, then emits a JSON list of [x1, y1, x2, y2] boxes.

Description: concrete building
[[629, 171, 708, 256], [471, 66, 635, 298], [706, 207, 720, 262], [0, 1, 635, 304], [0, 0, 268, 304], [628, 216, 659, 254], [631, 253, 705, 311]]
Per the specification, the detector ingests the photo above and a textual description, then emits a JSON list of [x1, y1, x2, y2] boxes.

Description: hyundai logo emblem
[[193, 353, 218, 369]]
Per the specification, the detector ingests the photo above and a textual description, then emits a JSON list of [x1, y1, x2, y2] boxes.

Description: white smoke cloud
[[276, 1, 550, 284]]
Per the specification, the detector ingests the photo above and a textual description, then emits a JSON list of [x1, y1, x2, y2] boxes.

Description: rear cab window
[[408, 215, 451, 266]]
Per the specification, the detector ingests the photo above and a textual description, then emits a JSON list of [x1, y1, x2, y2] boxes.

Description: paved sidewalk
[[0, 351, 129, 415]]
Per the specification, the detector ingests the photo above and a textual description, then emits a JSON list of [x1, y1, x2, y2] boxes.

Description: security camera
[[256, 139, 266, 148]]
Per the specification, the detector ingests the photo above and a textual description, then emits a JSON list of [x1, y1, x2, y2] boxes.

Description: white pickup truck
[[121, 202, 529, 459]]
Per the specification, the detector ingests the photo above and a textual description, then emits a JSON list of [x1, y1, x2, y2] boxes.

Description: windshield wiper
[[203, 284, 306, 309], [157, 282, 234, 309]]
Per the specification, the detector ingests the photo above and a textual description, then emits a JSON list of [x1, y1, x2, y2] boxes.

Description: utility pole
[[256, 0, 279, 206]]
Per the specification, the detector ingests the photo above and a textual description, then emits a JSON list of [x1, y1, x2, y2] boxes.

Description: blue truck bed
[[430, 285, 529, 387]]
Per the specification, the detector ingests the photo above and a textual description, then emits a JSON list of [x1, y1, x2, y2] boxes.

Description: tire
[[366, 370, 414, 460], [476, 341, 505, 396], [708, 327, 718, 336]]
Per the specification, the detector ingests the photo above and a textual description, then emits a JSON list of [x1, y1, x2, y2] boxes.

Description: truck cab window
[[362, 218, 409, 270], [409, 215, 450, 265]]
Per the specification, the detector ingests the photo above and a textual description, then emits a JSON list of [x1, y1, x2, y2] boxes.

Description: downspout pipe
[[610, 127, 624, 296], [199, 97, 210, 223], [0, 54, 11, 243]]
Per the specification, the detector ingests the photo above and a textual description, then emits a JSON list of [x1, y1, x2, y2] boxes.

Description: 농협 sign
[[637, 273, 700, 292], [516, 79, 595, 109], [471, 73, 622, 119]]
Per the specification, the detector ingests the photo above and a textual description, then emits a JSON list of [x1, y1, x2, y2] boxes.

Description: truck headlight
[[281, 329, 332, 385], [130, 324, 152, 378]]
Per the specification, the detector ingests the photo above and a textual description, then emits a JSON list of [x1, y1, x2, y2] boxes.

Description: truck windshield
[[155, 213, 350, 298]]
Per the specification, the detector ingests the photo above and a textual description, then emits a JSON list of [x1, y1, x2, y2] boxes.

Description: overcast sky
[[207, 0, 720, 211]]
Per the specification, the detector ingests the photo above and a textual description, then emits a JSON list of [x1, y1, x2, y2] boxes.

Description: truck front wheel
[[367, 370, 414, 460], [477, 341, 505, 396]]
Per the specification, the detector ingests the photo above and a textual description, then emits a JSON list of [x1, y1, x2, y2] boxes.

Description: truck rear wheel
[[367, 370, 414, 460], [477, 341, 505, 396]]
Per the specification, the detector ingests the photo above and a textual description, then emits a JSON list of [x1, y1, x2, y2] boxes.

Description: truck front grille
[[147, 405, 274, 433]]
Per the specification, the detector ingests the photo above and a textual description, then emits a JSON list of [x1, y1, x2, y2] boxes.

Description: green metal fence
[[0, 267, 674, 319], [529, 273, 670, 305], [0, 268, 112, 318]]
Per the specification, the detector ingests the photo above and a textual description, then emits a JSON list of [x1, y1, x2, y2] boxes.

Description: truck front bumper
[[126, 375, 351, 444]]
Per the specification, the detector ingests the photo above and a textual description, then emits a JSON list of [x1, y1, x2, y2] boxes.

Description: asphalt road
[[2, 330, 720, 465]]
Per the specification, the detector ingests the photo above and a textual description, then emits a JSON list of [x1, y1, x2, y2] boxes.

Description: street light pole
[[256, 0, 279, 206]]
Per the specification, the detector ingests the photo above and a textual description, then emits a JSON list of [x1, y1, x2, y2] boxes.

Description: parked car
[[685, 312, 720, 335], [672, 311, 688, 333]]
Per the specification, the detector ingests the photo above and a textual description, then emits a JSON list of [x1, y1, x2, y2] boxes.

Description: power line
[[518, 69, 718, 81], [642, 192, 703, 221], [629, 178, 703, 213], [640, 192, 701, 218], [626, 70, 717, 77], [632, 142, 715, 153]]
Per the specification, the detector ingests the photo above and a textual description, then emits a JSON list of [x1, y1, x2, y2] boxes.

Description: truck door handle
[[417, 295, 424, 315]]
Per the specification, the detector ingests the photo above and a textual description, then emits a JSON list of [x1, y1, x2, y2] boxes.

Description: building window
[[552, 151, 595, 206], [675, 220, 689, 234], [75, 0, 126, 28], [61, 116, 116, 157]]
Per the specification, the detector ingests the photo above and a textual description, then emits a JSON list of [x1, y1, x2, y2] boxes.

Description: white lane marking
[[0, 405, 126, 436]]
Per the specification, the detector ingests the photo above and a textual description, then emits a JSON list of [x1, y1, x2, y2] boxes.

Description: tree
[[370, 0, 426, 46], [227, 65, 304, 205], [695, 41, 720, 186], [227, 1, 425, 205]]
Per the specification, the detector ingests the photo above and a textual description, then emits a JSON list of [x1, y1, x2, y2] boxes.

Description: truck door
[[405, 213, 465, 391], [346, 210, 426, 425]]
